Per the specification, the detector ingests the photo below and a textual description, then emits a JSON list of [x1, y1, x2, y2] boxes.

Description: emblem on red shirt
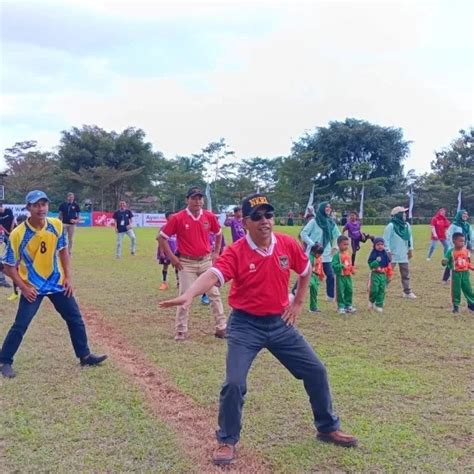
[[279, 255, 289, 269], [249, 263, 256, 272], [203, 221, 209, 228]]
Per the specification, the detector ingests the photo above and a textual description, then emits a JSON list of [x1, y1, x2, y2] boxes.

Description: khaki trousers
[[392, 262, 411, 294], [176, 256, 226, 333], [63, 223, 76, 255]]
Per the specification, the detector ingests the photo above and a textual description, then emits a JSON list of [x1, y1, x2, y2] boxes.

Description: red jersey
[[160, 208, 221, 257], [340, 252, 355, 276], [211, 233, 310, 316], [430, 214, 450, 241]]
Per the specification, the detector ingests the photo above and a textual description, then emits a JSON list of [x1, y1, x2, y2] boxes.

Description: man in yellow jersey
[[0, 190, 107, 378]]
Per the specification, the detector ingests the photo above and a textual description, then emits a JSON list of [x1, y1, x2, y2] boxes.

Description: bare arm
[[158, 235, 183, 270], [159, 269, 219, 310], [213, 233, 222, 259], [3, 265, 38, 302]]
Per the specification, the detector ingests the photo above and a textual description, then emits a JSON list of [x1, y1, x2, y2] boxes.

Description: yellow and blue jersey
[[2, 218, 68, 295]]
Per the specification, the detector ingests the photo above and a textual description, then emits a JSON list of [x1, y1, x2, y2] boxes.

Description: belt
[[178, 253, 211, 261]]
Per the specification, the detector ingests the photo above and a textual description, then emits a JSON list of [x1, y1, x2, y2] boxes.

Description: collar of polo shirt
[[246, 233, 276, 257]]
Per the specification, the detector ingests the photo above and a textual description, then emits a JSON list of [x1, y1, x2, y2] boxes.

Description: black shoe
[[80, 353, 108, 366], [452, 306, 460, 314], [0, 363, 16, 378]]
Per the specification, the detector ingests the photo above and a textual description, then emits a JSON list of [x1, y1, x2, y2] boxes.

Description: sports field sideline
[[0, 225, 472, 472]]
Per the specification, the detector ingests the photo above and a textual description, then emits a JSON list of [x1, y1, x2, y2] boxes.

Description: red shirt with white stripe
[[211, 232, 310, 316], [160, 209, 221, 257]]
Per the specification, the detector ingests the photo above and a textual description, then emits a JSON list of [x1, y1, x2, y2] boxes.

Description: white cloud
[[1, 1, 472, 173]]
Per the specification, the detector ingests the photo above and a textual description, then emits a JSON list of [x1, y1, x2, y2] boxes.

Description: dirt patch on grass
[[83, 308, 270, 473]]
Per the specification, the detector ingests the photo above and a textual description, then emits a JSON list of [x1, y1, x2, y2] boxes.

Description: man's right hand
[[171, 255, 183, 271], [159, 294, 192, 311], [21, 285, 38, 303]]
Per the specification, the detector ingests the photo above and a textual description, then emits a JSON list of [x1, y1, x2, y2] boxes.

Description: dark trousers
[[216, 310, 340, 445], [322, 262, 335, 298], [0, 292, 90, 365]]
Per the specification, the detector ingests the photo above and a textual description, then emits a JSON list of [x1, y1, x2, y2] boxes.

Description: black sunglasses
[[248, 211, 274, 222]]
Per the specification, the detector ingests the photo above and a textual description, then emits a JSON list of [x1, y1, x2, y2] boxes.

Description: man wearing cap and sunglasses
[[0, 190, 107, 378], [160, 193, 357, 465], [383, 206, 417, 299], [158, 186, 227, 341]]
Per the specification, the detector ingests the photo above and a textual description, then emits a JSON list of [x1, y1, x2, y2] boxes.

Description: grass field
[[1, 225, 473, 472]]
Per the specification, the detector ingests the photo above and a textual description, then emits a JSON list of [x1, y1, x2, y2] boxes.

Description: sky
[[0, 0, 473, 174]]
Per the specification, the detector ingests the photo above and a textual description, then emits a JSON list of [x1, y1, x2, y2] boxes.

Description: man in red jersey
[[158, 186, 226, 341], [160, 193, 357, 465]]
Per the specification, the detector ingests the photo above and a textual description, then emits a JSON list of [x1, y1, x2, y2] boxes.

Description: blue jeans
[[216, 310, 340, 445], [322, 262, 335, 298], [0, 292, 90, 365], [427, 239, 449, 259]]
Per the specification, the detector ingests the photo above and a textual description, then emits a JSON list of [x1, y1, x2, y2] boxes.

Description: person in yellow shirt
[[0, 190, 107, 378]]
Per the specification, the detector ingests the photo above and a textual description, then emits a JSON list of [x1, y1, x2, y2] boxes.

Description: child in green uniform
[[367, 237, 393, 313], [332, 235, 356, 314], [309, 243, 324, 313], [442, 232, 474, 314]]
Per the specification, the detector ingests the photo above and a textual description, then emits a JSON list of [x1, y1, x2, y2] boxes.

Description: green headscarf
[[453, 210, 471, 245], [315, 201, 335, 248], [390, 212, 411, 241]]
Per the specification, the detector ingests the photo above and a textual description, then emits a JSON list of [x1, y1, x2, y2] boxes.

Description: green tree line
[[2, 119, 472, 217]]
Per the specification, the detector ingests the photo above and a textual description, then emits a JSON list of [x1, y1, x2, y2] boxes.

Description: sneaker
[[345, 306, 357, 314], [452, 305, 460, 314], [402, 292, 417, 299], [214, 328, 227, 339], [368, 302, 374, 311], [337, 308, 346, 314], [426, 257, 431, 261], [159, 282, 169, 291], [317, 430, 358, 448], [7, 293, 19, 301], [174, 331, 187, 341], [0, 363, 16, 378], [309, 308, 321, 313], [201, 294, 210, 305], [0, 281, 12, 288], [441, 280, 450, 285], [80, 353, 108, 366], [326, 296, 335, 303], [212, 443, 236, 465], [468, 306, 474, 314], [375, 306, 384, 313]]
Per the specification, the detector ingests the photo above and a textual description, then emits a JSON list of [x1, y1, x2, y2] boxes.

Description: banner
[[132, 212, 143, 227], [457, 190, 462, 212], [2, 204, 29, 219], [143, 213, 167, 227], [205, 183, 212, 211], [304, 184, 315, 218], [408, 187, 414, 220], [92, 211, 115, 227], [359, 185, 365, 219]]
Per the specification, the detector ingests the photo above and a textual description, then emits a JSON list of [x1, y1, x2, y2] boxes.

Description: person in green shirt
[[331, 235, 356, 314]]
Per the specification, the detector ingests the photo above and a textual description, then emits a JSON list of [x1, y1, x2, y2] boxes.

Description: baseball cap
[[390, 206, 409, 216], [241, 193, 275, 218], [186, 186, 204, 198], [25, 190, 49, 205]]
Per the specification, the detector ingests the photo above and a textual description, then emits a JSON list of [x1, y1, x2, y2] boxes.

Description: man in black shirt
[[0, 202, 14, 288], [112, 200, 136, 258], [58, 193, 81, 256]]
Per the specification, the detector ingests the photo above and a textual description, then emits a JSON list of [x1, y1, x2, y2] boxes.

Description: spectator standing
[[58, 192, 81, 256], [113, 200, 136, 258]]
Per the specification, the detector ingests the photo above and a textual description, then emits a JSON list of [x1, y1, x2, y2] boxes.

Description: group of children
[[307, 234, 393, 314]]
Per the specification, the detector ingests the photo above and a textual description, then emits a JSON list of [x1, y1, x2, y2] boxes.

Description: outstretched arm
[[159, 269, 219, 311]]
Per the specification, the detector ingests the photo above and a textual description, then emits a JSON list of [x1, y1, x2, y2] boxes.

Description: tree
[[58, 125, 161, 209], [292, 118, 411, 201], [3, 141, 62, 205]]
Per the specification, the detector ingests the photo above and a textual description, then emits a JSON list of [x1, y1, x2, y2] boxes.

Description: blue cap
[[25, 190, 49, 204]]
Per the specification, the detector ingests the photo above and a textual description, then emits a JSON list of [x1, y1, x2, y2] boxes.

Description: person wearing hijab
[[383, 206, 416, 299], [367, 237, 393, 312], [300, 201, 341, 301], [427, 208, 451, 261], [443, 210, 474, 284]]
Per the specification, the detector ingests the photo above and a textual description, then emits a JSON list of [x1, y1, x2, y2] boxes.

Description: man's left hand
[[63, 277, 74, 297], [282, 301, 303, 326], [408, 250, 413, 259]]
